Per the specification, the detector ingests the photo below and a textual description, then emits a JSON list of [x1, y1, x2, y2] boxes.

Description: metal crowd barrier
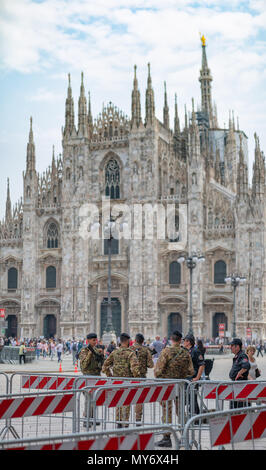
[[183, 404, 266, 450], [0, 425, 179, 450], [0, 388, 77, 441], [187, 379, 266, 416], [0, 373, 9, 395], [8, 371, 177, 394], [0, 346, 36, 364], [75, 380, 189, 440]]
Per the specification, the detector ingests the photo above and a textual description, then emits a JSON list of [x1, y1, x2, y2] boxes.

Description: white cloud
[[0, 0, 266, 218], [29, 87, 63, 102]]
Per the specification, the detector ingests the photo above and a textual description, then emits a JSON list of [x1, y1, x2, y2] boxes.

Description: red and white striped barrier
[[0, 393, 74, 419], [94, 383, 176, 407], [22, 375, 86, 391], [4, 433, 154, 450], [210, 409, 266, 447], [21, 375, 142, 391], [203, 382, 266, 401]]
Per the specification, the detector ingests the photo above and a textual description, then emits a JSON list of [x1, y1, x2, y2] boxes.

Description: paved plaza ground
[[0, 351, 266, 450]]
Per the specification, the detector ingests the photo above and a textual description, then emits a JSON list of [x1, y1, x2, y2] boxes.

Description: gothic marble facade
[[0, 42, 265, 341]]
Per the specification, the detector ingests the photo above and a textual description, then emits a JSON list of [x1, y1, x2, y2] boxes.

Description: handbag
[[255, 368, 261, 378]]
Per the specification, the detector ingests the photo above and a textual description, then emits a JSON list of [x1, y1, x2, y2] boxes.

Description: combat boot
[[156, 435, 172, 448]]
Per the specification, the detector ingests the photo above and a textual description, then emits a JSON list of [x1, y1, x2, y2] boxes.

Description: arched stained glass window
[[46, 266, 56, 289], [47, 223, 59, 248], [214, 260, 226, 284], [105, 159, 120, 199], [169, 261, 181, 285], [8, 268, 18, 290]]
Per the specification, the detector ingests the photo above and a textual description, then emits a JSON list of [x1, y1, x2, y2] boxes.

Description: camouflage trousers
[[116, 406, 130, 426], [161, 398, 179, 437], [83, 391, 94, 420]]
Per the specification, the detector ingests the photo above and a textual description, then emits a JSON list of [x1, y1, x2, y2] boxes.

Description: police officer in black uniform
[[229, 338, 250, 409], [183, 333, 205, 415]]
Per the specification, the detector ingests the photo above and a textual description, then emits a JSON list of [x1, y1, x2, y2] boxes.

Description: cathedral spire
[[163, 81, 169, 129], [199, 35, 213, 127], [174, 94, 180, 134], [145, 63, 155, 126], [88, 91, 93, 127], [131, 65, 142, 128], [64, 73, 75, 137], [5, 178, 12, 223], [252, 133, 265, 201], [237, 134, 248, 200], [189, 98, 200, 164], [51, 145, 56, 175], [173, 94, 181, 155], [26, 117, 36, 174], [78, 71, 88, 137]]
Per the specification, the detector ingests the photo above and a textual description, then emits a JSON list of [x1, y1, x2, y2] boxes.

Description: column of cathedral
[[21, 118, 38, 337], [187, 100, 205, 336]]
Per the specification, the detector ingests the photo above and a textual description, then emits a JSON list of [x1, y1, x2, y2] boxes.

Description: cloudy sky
[[0, 0, 266, 219]]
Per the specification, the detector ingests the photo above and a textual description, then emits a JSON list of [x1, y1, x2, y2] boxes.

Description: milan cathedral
[[0, 38, 265, 341]]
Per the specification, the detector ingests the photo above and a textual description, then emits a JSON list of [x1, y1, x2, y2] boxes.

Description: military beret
[[230, 338, 242, 347], [184, 334, 195, 346], [120, 333, 130, 340], [171, 330, 183, 339], [87, 333, 97, 340]]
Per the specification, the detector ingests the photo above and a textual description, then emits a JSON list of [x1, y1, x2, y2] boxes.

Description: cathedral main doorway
[[212, 312, 228, 339], [100, 298, 121, 338], [43, 314, 56, 339], [168, 312, 182, 338], [6, 315, 17, 338]]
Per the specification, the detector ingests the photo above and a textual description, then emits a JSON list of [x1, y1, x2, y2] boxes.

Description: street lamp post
[[101, 209, 125, 346], [224, 274, 247, 338], [177, 253, 205, 335]]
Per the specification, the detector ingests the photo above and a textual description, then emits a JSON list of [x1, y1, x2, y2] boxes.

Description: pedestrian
[[56, 340, 63, 363], [183, 334, 205, 415], [43, 341, 48, 359], [97, 339, 106, 357], [36, 340, 42, 360], [50, 340, 56, 361], [71, 339, 78, 365], [154, 330, 194, 448], [246, 345, 261, 380], [79, 333, 105, 428], [229, 338, 250, 409], [106, 341, 116, 356], [19, 342, 26, 365], [256, 342, 264, 357], [102, 333, 140, 428], [150, 335, 164, 364], [130, 333, 154, 424]]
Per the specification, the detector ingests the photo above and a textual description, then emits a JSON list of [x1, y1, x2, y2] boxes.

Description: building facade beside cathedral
[[0, 40, 265, 341]]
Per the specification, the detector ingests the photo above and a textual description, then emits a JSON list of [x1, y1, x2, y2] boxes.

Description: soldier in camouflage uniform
[[102, 332, 140, 428], [154, 330, 194, 448], [79, 333, 104, 428], [130, 333, 154, 424]]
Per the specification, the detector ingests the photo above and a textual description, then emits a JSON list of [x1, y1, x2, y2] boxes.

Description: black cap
[[184, 334, 195, 346], [171, 330, 183, 339], [230, 338, 242, 347], [120, 333, 130, 341], [87, 333, 97, 340]]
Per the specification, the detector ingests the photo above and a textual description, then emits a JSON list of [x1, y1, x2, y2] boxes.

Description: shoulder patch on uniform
[[199, 355, 203, 360]]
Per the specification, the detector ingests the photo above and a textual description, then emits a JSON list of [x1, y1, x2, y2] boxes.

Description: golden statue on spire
[[200, 34, 206, 46]]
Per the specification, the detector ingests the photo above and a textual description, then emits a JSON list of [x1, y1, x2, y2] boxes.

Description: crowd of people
[[0, 330, 264, 448], [0, 334, 265, 364]]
